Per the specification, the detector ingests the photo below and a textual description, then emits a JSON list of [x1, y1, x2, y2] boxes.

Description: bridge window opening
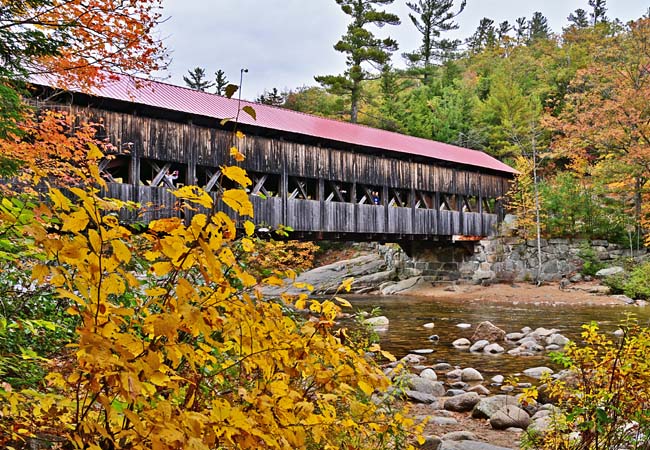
[[99, 155, 130, 183], [414, 191, 434, 209], [482, 197, 495, 213], [249, 172, 280, 197], [388, 188, 411, 208], [140, 159, 186, 188], [464, 195, 479, 213], [325, 181, 352, 203], [439, 194, 457, 211], [288, 176, 317, 200], [356, 184, 382, 205]]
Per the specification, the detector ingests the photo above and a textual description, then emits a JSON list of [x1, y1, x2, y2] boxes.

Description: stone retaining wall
[[396, 238, 648, 284]]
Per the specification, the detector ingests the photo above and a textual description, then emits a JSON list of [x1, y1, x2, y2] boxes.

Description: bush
[[525, 321, 650, 449], [578, 244, 605, 277], [622, 262, 650, 299]]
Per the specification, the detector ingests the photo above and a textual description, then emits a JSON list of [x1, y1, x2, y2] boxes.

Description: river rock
[[352, 268, 397, 290], [420, 368, 438, 381], [446, 389, 467, 397], [461, 368, 484, 382], [545, 344, 561, 351], [523, 367, 554, 379], [264, 253, 386, 296], [467, 385, 490, 395], [444, 392, 480, 412], [483, 343, 505, 354], [446, 369, 462, 379], [614, 329, 625, 337], [546, 333, 570, 346], [612, 294, 635, 304], [428, 334, 440, 341], [449, 381, 469, 390], [363, 316, 389, 328], [452, 338, 471, 348], [456, 323, 472, 329], [430, 417, 459, 426], [408, 376, 446, 397], [530, 327, 557, 339], [400, 354, 427, 365], [432, 363, 453, 371], [490, 405, 531, 430], [440, 442, 516, 450], [595, 266, 624, 277], [381, 276, 424, 295], [418, 435, 442, 450], [469, 340, 489, 352], [423, 322, 435, 329], [404, 390, 438, 404], [441, 430, 477, 441], [471, 321, 506, 342], [491, 375, 504, 384], [412, 348, 435, 354], [472, 395, 518, 419], [505, 332, 525, 341]]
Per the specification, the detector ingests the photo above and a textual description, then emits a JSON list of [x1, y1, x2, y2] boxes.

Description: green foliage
[[577, 244, 605, 277], [183, 66, 214, 92], [622, 262, 650, 299], [526, 321, 650, 449]]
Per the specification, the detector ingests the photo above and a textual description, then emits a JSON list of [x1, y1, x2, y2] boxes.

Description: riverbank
[[403, 281, 628, 306]]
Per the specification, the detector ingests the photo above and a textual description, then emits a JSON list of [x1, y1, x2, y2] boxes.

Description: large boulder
[[489, 405, 531, 430], [595, 266, 624, 278], [407, 375, 446, 397], [381, 276, 425, 295], [461, 368, 484, 382], [444, 392, 481, 412], [472, 395, 518, 419], [471, 321, 506, 343], [523, 367, 554, 379]]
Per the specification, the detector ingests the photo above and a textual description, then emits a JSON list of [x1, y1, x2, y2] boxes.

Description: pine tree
[[403, 0, 466, 77], [256, 88, 286, 107], [466, 18, 496, 52], [568, 9, 590, 29], [214, 69, 228, 95], [315, 0, 400, 123], [589, 0, 608, 25], [514, 17, 528, 43], [527, 12, 551, 42], [183, 67, 214, 92]]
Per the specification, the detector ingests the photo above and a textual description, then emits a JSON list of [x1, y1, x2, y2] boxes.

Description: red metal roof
[[31, 73, 516, 175]]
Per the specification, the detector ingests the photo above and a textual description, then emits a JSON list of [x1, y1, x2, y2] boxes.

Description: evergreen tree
[[514, 17, 528, 43], [315, 0, 400, 123], [497, 21, 512, 43], [467, 18, 496, 52], [403, 0, 466, 77], [214, 69, 228, 95], [256, 87, 286, 107], [589, 0, 608, 25], [527, 12, 551, 42], [568, 9, 590, 29], [183, 67, 214, 92]]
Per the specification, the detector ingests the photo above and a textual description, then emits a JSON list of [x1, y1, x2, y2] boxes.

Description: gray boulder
[[352, 268, 397, 290], [440, 442, 515, 450], [461, 367, 484, 381], [523, 367, 554, 379], [452, 338, 471, 348], [418, 435, 442, 450], [363, 316, 389, 328], [408, 376, 446, 397], [546, 333, 570, 347], [484, 343, 505, 354], [381, 276, 424, 295], [444, 392, 480, 412], [595, 266, 624, 278], [469, 340, 489, 352], [490, 405, 531, 430], [404, 390, 438, 404], [472, 395, 518, 419], [420, 368, 438, 381], [471, 321, 506, 342]]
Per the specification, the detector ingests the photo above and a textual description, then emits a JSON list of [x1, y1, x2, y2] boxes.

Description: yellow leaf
[[241, 237, 255, 252], [49, 189, 71, 212], [150, 372, 170, 386], [87, 142, 104, 160], [220, 166, 252, 188], [339, 277, 353, 293], [31, 264, 49, 283], [222, 189, 254, 217], [173, 185, 213, 208], [235, 130, 245, 139], [334, 296, 351, 307], [88, 229, 101, 253], [357, 380, 374, 396], [243, 220, 255, 236], [111, 240, 131, 263], [145, 287, 168, 297]]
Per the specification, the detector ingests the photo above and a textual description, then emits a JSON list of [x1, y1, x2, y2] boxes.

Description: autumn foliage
[[0, 125, 420, 448]]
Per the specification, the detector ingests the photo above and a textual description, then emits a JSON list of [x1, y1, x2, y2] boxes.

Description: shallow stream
[[346, 294, 650, 379]]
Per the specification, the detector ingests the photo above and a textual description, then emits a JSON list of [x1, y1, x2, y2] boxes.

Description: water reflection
[[345, 295, 650, 378]]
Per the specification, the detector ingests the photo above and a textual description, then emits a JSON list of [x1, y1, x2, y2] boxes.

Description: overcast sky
[[156, 1, 648, 100]]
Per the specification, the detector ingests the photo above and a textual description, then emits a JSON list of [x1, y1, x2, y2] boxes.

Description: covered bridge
[[31, 74, 516, 241]]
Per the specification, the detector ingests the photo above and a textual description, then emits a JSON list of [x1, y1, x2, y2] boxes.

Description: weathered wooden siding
[[55, 102, 512, 239]]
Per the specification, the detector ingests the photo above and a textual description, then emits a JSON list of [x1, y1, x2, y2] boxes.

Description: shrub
[[622, 262, 650, 299], [578, 244, 605, 277], [525, 321, 650, 449]]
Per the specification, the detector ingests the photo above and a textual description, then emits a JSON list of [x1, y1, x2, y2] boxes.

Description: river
[[346, 295, 650, 379]]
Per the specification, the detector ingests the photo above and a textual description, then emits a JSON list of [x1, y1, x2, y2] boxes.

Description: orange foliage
[[11, 0, 166, 88]]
